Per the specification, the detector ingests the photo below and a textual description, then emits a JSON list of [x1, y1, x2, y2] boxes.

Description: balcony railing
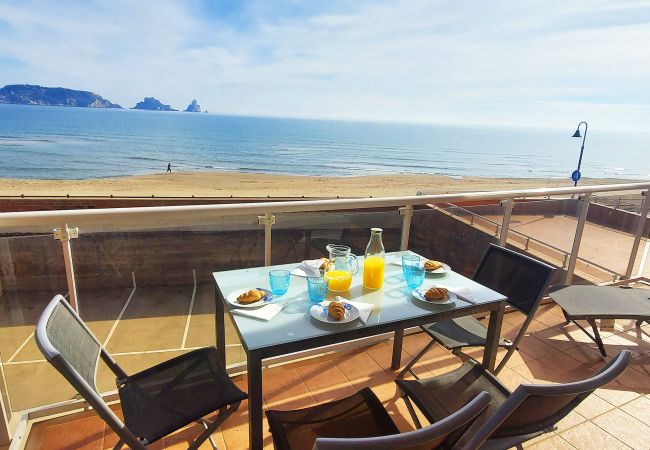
[[0, 181, 649, 446]]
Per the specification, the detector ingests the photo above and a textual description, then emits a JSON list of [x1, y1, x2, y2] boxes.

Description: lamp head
[[572, 128, 581, 138]]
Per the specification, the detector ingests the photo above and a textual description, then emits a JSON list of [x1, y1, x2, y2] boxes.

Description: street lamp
[[571, 121, 588, 186]]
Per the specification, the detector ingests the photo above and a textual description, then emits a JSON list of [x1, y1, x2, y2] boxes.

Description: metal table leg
[[247, 350, 264, 450], [483, 302, 505, 372], [391, 329, 404, 370], [214, 284, 226, 366]]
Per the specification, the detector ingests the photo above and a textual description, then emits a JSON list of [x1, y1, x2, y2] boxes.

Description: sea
[[0, 103, 648, 180]]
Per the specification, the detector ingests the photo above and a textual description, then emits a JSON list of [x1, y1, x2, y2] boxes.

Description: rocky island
[[0, 84, 121, 108], [132, 97, 176, 111], [184, 99, 201, 112]]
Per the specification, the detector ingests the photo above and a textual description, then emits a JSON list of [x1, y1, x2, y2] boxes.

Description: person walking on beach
[[166, 162, 172, 174]]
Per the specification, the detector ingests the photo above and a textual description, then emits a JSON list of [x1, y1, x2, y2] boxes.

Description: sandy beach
[[0, 172, 636, 198]]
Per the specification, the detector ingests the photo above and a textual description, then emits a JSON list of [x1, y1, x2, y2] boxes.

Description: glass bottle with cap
[[363, 228, 385, 289]]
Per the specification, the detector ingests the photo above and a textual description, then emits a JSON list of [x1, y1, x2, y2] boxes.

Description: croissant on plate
[[424, 260, 443, 271], [424, 287, 448, 301], [238, 289, 264, 304], [327, 301, 346, 321]]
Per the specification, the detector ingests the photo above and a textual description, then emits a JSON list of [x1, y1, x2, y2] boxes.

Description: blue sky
[[0, 0, 649, 131]]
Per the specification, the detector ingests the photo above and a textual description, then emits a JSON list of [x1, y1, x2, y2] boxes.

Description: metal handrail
[[1, 182, 649, 228], [441, 203, 622, 279]]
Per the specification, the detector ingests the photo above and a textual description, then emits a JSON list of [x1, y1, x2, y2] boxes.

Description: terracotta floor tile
[[560, 420, 632, 450], [592, 409, 650, 450], [40, 416, 104, 450], [527, 433, 577, 449], [573, 394, 615, 419], [262, 365, 315, 409], [620, 395, 650, 424], [295, 359, 357, 404]]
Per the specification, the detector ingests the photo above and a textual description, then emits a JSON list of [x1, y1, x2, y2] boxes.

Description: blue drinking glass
[[404, 264, 426, 289], [402, 254, 420, 278], [307, 276, 329, 303], [269, 269, 291, 296]]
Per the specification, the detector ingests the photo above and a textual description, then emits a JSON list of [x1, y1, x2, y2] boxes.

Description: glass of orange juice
[[324, 270, 353, 291]]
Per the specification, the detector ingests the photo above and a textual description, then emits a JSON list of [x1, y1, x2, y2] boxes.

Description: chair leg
[[188, 402, 240, 450], [401, 394, 423, 429], [112, 440, 124, 450], [397, 338, 437, 379]]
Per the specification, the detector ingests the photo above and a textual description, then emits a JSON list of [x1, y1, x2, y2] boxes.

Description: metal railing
[[442, 202, 622, 282]]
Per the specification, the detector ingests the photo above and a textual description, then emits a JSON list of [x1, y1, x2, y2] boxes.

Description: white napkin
[[335, 296, 374, 323], [445, 286, 477, 304], [231, 304, 283, 321], [291, 259, 324, 278]]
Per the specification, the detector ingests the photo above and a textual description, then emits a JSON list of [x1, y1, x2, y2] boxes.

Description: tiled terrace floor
[[22, 302, 650, 449]]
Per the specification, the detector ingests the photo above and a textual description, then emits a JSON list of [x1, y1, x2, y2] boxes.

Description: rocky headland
[[0, 84, 121, 108]]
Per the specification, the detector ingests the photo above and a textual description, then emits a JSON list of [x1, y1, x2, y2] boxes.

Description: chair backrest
[[313, 391, 491, 450], [473, 244, 556, 316], [458, 350, 632, 450], [35, 295, 146, 449]]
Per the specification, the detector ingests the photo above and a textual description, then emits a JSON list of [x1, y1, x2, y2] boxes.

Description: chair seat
[[118, 347, 247, 444], [266, 387, 401, 450], [421, 316, 510, 350], [396, 359, 510, 434]]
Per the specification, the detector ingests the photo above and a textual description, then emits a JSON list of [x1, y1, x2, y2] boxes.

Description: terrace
[[1, 181, 649, 449]]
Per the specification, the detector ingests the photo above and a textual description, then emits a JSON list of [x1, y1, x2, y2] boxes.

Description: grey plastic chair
[[397, 349, 632, 450], [35, 295, 246, 449], [399, 244, 556, 378], [266, 387, 491, 450]]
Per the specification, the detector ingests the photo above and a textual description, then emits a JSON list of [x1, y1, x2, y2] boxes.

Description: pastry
[[424, 287, 448, 301], [237, 289, 264, 304], [424, 260, 443, 271], [327, 301, 346, 321], [319, 258, 330, 270]]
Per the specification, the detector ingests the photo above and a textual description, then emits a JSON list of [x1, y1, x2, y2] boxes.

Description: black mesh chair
[[399, 244, 556, 378], [397, 350, 631, 449], [266, 387, 491, 450], [35, 295, 246, 449]]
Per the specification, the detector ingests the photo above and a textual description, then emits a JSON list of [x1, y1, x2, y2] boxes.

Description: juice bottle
[[363, 228, 385, 289]]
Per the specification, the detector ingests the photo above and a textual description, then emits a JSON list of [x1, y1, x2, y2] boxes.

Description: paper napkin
[[291, 259, 324, 278], [444, 286, 477, 304], [335, 296, 374, 323], [231, 304, 283, 321]]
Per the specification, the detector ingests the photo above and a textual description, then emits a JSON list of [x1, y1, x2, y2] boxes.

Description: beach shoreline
[[0, 171, 640, 198]]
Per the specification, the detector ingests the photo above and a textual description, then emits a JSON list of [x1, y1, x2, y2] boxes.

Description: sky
[[0, 0, 649, 131]]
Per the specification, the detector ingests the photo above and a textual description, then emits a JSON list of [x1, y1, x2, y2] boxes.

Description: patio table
[[212, 250, 507, 450]]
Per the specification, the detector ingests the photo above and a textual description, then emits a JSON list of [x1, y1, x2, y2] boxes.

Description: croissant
[[424, 260, 443, 271], [424, 287, 448, 301], [238, 289, 264, 304], [327, 301, 346, 321], [319, 258, 330, 270]]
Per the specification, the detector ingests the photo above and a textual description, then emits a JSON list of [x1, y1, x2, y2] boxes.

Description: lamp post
[[571, 121, 588, 186]]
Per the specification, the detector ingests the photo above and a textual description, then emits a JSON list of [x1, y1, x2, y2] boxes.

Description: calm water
[[0, 104, 648, 180]]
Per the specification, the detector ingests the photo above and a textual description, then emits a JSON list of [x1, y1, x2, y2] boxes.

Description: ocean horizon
[[1, 103, 648, 181]]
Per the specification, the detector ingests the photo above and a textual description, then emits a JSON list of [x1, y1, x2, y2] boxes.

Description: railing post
[[624, 190, 649, 278], [53, 224, 79, 312], [399, 205, 414, 251], [565, 194, 591, 284], [499, 199, 514, 247], [258, 213, 275, 266]]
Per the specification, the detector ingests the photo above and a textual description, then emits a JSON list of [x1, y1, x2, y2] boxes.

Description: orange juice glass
[[325, 270, 353, 291], [363, 255, 385, 289]]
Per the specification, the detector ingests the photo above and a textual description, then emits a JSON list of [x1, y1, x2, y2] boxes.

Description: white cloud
[[0, 0, 648, 130]]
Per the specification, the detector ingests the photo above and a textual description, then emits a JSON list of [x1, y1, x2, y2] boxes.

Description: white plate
[[227, 288, 274, 308], [310, 301, 360, 324], [412, 288, 457, 305]]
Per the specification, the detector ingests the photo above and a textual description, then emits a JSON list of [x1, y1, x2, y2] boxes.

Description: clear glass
[[307, 276, 329, 303], [402, 253, 420, 277], [363, 228, 385, 289], [269, 270, 291, 295], [324, 244, 359, 292], [404, 264, 426, 288]]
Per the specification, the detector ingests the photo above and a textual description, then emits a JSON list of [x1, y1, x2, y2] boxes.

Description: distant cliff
[[132, 97, 176, 111], [0, 84, 121, 108], [184, 99, 201, 112]]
